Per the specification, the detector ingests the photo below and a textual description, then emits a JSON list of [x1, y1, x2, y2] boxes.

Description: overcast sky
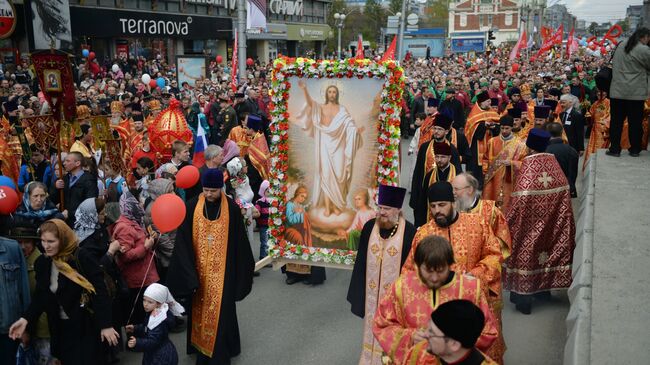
[[561, 0, 643, 23]]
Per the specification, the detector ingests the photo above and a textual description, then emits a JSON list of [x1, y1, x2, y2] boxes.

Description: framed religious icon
[[176, 56, 207, 88], [266, 57, 405, 268], [43, 69, 62, 92], [90, 115, 112, 141]]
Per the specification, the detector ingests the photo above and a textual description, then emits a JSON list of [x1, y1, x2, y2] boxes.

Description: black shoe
[[509, 292, 519, 304], [516, 302, 532, 315], [285, 277, 302, 285], [253, 271, 261, 277], [534, 291, 552, 301], [606, 150, 621, 157], [630, 152, 640, 157]]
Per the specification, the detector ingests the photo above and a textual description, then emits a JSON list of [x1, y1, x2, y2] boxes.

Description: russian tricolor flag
[[193, 122, 208, 167]]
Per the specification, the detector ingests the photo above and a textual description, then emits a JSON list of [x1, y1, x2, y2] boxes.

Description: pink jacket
[[111, 216, 159, 288]]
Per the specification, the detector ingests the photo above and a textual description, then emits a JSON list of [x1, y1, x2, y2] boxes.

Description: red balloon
[[149, 79, 158, 88], [492, 58, 499, 65], [246, 58, 254, 66], [0, 186, 19, 214], [176, 165, 200, 189], [512, 63, 520, 73], [151, 194, 186, 233], [216, 55, 223, 64], [89, 51, 96, 60]]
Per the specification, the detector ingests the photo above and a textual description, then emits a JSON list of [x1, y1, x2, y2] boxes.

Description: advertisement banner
[[401, 38, 444, 58], [70, 7, 232, 40], [31, 0, 73, 49], [451, 38, 485, 53], [177, 56, 207, 88]]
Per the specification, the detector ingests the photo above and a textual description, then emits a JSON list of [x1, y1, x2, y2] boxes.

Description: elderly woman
[[143, 178, 176, 283], [111, 189, 159, 325], [75, 197, 125, 363], [8, 219, 119, 365], [12, 182, 64, 230]]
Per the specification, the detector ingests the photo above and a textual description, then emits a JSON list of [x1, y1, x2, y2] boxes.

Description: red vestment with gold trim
[[504, 153, 575, 294], [372, 270, 497, 365]]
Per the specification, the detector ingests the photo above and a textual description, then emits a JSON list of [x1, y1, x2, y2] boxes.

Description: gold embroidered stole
[[360, 217, 406, 365], [484, 137, 525, 184], [191, 193, 230, 358]]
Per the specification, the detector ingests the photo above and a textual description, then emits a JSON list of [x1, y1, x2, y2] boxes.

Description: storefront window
[[124, 0, 138, 9], [99, 0, 116, 7]]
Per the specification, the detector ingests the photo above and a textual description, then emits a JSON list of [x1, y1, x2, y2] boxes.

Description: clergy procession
[[1, 1, 650, 363]]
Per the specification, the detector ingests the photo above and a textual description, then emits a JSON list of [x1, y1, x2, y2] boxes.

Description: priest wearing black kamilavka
[[411, 141, 459, 228], [347, 184, 416, 365], [167, 168, 255, 365]]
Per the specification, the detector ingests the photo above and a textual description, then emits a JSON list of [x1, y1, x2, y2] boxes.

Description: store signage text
[[269, 0, 303, 16], [184, 0, 236, 10], [119, 17, 191, 36]]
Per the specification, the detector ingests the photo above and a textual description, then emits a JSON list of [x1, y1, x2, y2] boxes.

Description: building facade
[[544, 3, 576, 32], [448, 0, 520, 51], [626, 5, 642, 32], [17, 0, 331, 65]]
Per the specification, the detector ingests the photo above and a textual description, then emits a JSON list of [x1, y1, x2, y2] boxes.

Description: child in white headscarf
[[126, 283, 184, 365]]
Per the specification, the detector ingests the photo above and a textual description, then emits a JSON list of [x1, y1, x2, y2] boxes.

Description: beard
[[433, 211, 455, 227], [454, 195, 474, 212], [377, 214, 399, 230], [110, 116, 121, 125]]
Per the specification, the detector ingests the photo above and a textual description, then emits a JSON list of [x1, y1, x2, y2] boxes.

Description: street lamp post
[[334, 13, 346, 59], [397, 0, 408, 61]]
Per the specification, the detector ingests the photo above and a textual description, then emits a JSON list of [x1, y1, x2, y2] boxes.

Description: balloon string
[[126, 250, 157, 326]]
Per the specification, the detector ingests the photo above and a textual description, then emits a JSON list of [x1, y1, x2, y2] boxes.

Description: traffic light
[[488, 30, 496, 41]]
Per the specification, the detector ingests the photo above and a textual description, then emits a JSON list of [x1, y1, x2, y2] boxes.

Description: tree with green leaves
[[588, 22, 598, 36], [389, 0, 403, 16]]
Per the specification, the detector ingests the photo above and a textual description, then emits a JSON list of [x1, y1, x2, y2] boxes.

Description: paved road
[[121, 137, 571, 365]]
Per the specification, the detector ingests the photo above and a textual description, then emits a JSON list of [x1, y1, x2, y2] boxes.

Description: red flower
[[302, 248, 310, 254], [290, 246, 296, 253], [346, 71, 353, 78]]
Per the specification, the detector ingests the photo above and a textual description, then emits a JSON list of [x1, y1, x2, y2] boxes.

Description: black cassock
[[410, 140, 463, 228], [167, 195, 255, 365], [466, 123, 500, 189], [347, 218, 416, 318]]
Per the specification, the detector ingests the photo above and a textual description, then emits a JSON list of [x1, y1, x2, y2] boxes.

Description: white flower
[[301, 253, 310, 261], [272, 135, 280, 143], [273, 218, 283, 226], [344, 258, 354, 265]]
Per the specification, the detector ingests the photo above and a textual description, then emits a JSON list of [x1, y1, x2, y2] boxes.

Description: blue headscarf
[[14, 182, 61, 221]]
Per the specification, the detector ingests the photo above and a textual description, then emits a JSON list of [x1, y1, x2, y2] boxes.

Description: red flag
[[509, 29, 527, 61], [566, 27, 574, 59], [541, 26, 552, 41], [381, 36, 397, 61], [356, 34, 364, 59], [536, 24, 563, 58], [231, 32, 238, 92]]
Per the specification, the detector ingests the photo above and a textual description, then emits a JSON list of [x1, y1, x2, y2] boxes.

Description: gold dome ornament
[[147, 98, 193, 160]]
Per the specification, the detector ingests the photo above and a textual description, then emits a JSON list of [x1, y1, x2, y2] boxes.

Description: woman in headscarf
[[110, 189, 159, 325], [12, 181, 64, 230], [75, 197, 126, 363], [8, 219, 119, 365], [143, 178, 176, 284]]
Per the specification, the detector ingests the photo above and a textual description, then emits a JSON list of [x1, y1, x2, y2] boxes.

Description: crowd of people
[[0, 26, 649, 365]]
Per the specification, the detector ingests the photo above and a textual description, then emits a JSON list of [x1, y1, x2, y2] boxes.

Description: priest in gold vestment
[[584, 92, 610, 171], [403, 182, 506, 363], [348, 185, 415, 365], [373, 235, 498, 365], [481, 116, 527, 210], [167, 168, 255, 365]]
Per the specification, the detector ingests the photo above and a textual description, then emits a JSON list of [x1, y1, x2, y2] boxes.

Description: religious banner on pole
[[30, 50, 76, 122], [266, 57, 404, 269], [21, 115, 59, 155]]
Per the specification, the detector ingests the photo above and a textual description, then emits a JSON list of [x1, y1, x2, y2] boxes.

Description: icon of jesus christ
[[292, 80, 364, 217]]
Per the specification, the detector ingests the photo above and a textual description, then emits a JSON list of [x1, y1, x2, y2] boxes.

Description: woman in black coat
[[11, 181, 64, 232], [8, 219, 120, 365]]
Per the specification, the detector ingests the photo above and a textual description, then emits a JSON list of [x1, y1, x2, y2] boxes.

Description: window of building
[[460, 13, 467, 27], [487, 14, 493, 27], [479, 14, 484, 27], [99, 0, 116, 7], [123, 0, 138, 9], [505, 12, 513, 26]]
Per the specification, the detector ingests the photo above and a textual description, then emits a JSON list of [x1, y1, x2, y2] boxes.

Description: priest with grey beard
[[451, 173, 512, 257]]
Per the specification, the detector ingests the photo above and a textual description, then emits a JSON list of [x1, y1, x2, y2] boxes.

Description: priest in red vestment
[[465, 92, 501, 188], [403, 182, 506, 363], [425, 300, 499, 365], [481, 116, 528, 210], [505, 129, 576, 315], [373, 235, 498, 365]]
